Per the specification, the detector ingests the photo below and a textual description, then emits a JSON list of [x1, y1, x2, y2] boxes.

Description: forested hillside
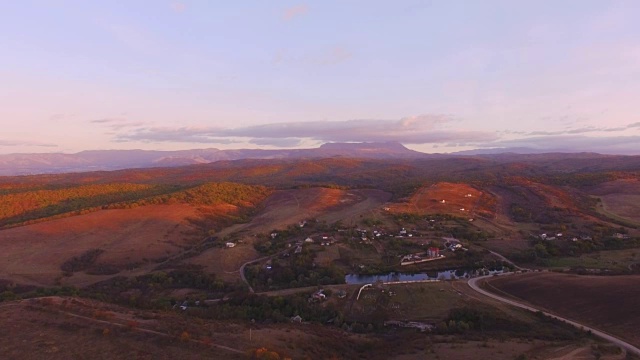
[[0, 182, 271, 229]]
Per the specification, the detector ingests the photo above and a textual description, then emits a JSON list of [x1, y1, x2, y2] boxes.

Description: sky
[[1, 0, 639, 155]]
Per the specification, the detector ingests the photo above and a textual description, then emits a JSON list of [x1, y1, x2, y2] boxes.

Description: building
[[427, 247, 440, 258]]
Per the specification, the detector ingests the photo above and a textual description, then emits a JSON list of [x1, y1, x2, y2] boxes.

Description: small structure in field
[[427, 247, 440, 258]]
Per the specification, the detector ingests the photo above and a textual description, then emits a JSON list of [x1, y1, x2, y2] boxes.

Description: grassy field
[[590, 179, 640, 227], [487, 272, 640, 348], [545, 249, 640, 271], [347, 282, 464, 324]]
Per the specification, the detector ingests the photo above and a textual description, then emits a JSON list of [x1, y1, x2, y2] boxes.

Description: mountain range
[[0, 142, 637, 176]]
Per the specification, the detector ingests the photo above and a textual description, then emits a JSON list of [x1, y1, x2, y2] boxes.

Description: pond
[[344, 268, 502, 284]]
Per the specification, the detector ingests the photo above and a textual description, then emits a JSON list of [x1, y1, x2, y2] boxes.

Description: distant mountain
[[451, 147, 545, 155], [0, 142, 434, 176]]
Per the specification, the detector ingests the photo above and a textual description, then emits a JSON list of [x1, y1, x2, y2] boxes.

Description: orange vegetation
[[387, 182, 496, 218], [0, 204, 205, 286]]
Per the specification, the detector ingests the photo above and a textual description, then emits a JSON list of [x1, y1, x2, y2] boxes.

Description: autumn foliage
[[0, 182, 271, 229]]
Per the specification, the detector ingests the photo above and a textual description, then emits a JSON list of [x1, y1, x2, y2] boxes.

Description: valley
[[1, 154, 639, 359]]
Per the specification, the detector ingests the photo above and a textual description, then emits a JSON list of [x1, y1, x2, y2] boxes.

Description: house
[[427, 247, 440, 258], [304, 237, 314, 243], [614, 233, 630, 239], [291, 315, 303, 323], [311, 290, 326, 301], [270, 232, 278, 239], [225, 242, 236, 248]]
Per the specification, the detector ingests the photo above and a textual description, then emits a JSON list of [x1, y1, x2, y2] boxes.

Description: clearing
[[387, 182, 496, 219], [589, 179, 640, 226]]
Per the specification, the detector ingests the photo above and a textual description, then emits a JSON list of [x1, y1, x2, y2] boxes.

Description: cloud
[[114, 126, 238, 144], [249, 138, 302, 148], [523, 122, 640, 136], [480, 135, 640, 155], [114, 114, 499, 146], [170, 2, 186, 13], [0, 139, 58, 148], [283, 4, 308, 21], [91, 117, 147, 130]]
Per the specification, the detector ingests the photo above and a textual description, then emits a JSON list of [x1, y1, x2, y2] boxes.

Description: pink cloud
[[283, 4, 308, 21]]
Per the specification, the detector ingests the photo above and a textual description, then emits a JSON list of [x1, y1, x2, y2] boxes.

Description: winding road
[[468, 274, 640, 356]]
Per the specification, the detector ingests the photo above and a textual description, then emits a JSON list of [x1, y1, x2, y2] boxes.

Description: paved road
[[476, 245, 528, 271], [468, 274, 640, 356]]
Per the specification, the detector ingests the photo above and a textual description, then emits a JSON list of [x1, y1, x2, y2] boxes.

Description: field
[[590, 179, 640, 226], [349, 282, 465, 323], [544, 249, 640, 271], [387, 182, 496, 219], [0, 297, 247, 359], [0, 296, 384, 360], [486, 272, 640, 348], [1, 294, 588, 360], [0, 205, 205, 287]]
